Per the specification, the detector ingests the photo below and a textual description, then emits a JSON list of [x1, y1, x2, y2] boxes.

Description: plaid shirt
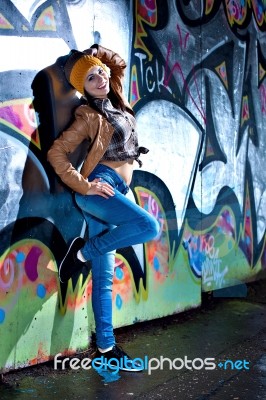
[[92, 98, 148, 167]]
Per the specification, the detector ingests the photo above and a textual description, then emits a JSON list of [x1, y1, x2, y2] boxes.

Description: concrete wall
[[0, 0, 265, 372]]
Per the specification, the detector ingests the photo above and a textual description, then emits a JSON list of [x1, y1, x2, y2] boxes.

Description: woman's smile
[[98, 81, 107, 89]]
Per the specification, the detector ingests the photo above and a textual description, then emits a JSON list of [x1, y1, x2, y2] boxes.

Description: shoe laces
[[112, 345, 129, 359]]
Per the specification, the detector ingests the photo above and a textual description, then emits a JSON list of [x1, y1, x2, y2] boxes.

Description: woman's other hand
[[84, 47, 97, 57], [86, 178, 115, 198]]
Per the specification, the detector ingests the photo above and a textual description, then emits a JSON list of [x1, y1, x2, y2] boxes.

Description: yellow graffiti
[[34, 6, 56, 32], [215, 61, 229, 89], [134, 0, 157, 61], [205, 0, 216, 15]]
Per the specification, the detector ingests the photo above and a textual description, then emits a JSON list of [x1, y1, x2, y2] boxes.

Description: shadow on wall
[[0, 52, 90, 371]]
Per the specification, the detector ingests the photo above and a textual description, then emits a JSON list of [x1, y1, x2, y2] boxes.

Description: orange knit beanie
[[65, 53, 109, 95]]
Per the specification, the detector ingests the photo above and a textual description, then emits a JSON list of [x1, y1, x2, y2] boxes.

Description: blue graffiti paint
[[16, 252, 25, 263], [116, 267, 124, 280], [0, 308, 5, 323], [153, 256, 160, 271], [116, 294, 122, 310], [37, 283, 46, 298], [246, 236, 251, 245], [183, 236, 203, 277]]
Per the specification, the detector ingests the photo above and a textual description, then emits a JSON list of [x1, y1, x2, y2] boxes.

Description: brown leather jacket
[[47, 45, 133, 195]]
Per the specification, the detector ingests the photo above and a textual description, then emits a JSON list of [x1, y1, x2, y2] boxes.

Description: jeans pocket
[[88, 172, 115, 188]]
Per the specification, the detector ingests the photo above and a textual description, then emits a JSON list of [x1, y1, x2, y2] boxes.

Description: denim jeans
[[75, 164, 160, 349]]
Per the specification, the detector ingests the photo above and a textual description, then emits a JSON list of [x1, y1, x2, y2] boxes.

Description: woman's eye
[[87, 68, 103, 81]]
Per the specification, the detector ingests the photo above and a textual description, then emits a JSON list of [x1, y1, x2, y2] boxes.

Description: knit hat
[[64, 51, 109, 95]]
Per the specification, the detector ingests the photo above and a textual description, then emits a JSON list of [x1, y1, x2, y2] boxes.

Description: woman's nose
[[96, 74, 104, 82]]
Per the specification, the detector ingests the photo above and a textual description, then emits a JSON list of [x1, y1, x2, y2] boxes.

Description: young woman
[[47, 45, 159, 372]]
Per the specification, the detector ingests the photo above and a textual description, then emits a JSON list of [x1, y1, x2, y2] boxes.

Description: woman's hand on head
[[84, 48, 97, 57], [86, 178, 115, 198]]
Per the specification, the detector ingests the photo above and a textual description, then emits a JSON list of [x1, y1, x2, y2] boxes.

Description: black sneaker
[[92, 345, 144, 372], [59, 237, 89, 283]]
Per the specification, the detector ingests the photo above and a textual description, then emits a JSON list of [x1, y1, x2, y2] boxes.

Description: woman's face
[[84, 66, 110, 98]]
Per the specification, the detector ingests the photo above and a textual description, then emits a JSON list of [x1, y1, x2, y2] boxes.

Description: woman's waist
[[99, 159, 135, 185]]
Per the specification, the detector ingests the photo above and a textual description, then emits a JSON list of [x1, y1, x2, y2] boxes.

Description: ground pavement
[[1, 279, 266, 400]]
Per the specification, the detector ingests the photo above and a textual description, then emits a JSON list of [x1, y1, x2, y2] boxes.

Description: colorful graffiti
[[0, 0, 265, 373]]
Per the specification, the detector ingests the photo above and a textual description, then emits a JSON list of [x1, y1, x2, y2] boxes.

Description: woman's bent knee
[[143, 215, 160, 241]]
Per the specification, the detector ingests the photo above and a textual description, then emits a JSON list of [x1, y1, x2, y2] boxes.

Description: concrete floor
[[1, 281, 266, 400]]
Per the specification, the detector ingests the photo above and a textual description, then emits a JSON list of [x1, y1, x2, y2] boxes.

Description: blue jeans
[[75, 164, 160, 349]]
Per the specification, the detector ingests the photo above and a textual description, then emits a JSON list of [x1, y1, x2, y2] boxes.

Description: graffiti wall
[[0, 0, 265, 372]]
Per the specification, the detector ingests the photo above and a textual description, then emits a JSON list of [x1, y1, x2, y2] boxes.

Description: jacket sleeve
[[47, 106, 95, 195], [92, 44, 127, 83]]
